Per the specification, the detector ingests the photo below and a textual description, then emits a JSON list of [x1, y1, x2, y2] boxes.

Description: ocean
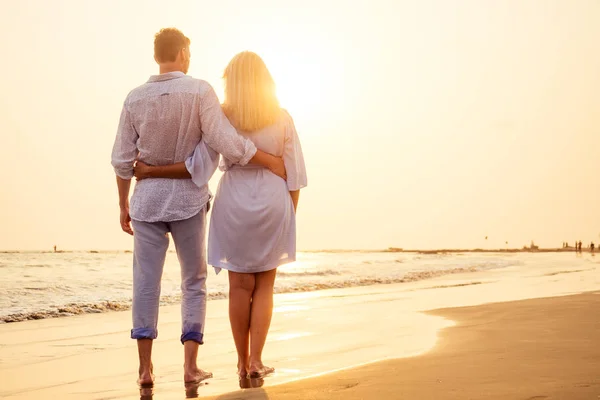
[[0, 250, 593, 323]]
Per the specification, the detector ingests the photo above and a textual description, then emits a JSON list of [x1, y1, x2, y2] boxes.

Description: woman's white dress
[[186, 110, 307, 274]]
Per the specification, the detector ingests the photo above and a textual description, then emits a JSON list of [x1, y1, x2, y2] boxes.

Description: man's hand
[[120, 207, 134, 235], [115, 176, 133, 235], [134, 161, 152, 180], [268, 156, 287, 181], [250, 150, 286, 181]]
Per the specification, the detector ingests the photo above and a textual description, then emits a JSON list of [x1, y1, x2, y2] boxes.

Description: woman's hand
[[134, 161, 191, 180], [133, 161, 153, 180]]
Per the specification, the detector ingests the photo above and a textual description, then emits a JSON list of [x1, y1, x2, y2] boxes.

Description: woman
[[134, 51, 307, 379]]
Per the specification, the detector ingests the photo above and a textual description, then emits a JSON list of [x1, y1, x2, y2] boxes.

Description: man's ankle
[[184, 363, 198, 371]]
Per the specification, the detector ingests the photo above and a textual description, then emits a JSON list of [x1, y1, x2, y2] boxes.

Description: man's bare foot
[[248, 362, 274, 379], [137, 364, 155, 388], [184, 367, 213, 384]]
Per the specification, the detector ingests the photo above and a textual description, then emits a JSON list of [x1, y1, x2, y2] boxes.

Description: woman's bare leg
[[228, 271, 255, 377], [249, 268, 277, 376]]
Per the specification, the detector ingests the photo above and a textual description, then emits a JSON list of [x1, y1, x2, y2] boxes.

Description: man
[[111, 28, 285, 387]]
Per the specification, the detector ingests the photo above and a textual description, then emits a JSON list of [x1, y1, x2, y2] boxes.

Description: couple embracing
[[111, 27, 306, 387]]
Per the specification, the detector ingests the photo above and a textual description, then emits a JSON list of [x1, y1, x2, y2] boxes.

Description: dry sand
[[204, 292, 600, 400]]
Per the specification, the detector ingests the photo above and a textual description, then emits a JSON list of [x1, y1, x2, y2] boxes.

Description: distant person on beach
[[53, 245, 57, 253], [135, 51, 307, 380], [111, 28, 286, 388], [591, 242, 595, 252]]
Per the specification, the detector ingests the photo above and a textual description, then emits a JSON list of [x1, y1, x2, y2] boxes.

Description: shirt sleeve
[[198, 84, 257, 165], [111, 99, 139, 180], [185, 139, 220, 188], [282, 111, 307, 191]]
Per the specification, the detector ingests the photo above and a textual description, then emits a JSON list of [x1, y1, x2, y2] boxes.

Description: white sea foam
[[0, 250, 524, 322]]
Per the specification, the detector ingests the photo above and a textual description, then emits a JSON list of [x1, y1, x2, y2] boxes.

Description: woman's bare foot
[[237, 361, 249, 379], [248, 362, 274, 379], [184, 367, 213, 384]]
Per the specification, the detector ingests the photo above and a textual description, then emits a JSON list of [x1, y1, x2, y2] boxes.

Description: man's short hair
[[154, 28, 190, 63]]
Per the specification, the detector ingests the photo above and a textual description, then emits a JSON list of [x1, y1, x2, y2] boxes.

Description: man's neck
[[159, 64, 185, 74]]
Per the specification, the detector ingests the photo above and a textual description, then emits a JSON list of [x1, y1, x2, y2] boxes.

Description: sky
[[0, 0, 599, 251]]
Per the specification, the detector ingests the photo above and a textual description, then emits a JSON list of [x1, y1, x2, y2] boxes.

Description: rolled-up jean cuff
[[181, 332, 204, 345], [131, 328, 158, 340]]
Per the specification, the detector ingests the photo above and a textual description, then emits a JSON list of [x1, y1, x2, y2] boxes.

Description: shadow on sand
[[187, 377, 268, 399], [213, 377, 269, 399], [139, 386, 154, 400], [138, 377, 269, 399]]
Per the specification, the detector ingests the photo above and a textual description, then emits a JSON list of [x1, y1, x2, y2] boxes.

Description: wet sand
[[0, 258, 599, 399], [205, 291, 600, 400]]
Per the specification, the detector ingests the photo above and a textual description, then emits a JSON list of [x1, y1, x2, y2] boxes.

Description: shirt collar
[[147, 71, 186, 83]]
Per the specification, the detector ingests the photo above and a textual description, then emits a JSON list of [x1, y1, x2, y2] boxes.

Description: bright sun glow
[[210, 51, 327, 122], [272, 65, 314, 116], [267, 54, 326, 120], [248, 36, 339, 121], [204, 25, 341, 126]]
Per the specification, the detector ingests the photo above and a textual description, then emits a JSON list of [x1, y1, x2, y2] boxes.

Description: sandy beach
[[206, 291, 600, 400], [0, 253, 599, 399]]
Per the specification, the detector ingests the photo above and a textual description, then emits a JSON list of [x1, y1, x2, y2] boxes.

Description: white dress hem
[[210, 256, 297, 275]]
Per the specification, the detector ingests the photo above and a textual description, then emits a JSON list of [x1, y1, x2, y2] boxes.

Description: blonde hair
[[222, 51, 281, 132]]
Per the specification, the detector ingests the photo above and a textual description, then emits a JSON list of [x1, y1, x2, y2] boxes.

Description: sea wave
[[0, 266, 478, 323], [277, 269, 343, 277]]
